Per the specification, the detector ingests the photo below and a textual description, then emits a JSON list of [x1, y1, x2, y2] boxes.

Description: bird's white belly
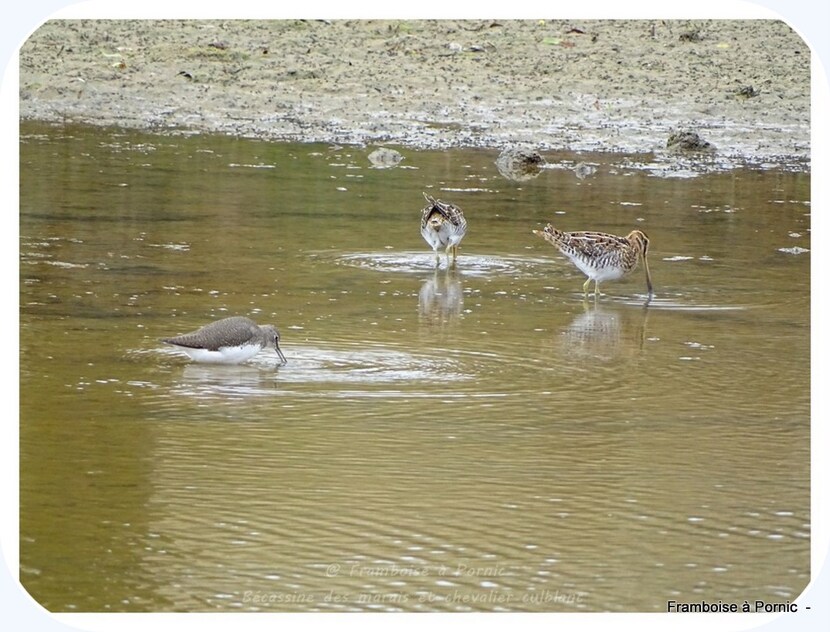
[[421, 226, 447, 250], [422, 224, 464, 250], [570, 256, 626, 282], [446, 231, 464, 247], [180, 344, 262, 364]]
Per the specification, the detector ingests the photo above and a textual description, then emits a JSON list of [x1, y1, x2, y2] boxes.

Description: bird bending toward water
[[420, 192, 468, 266], [162, 316, 287, 365], [533, 224, 653, 297]]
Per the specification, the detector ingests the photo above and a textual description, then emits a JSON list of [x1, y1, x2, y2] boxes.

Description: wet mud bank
[[19, 19, 810, 171]]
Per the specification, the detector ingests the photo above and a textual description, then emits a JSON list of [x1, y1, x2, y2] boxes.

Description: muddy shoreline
[[19, 19, 810, 169]]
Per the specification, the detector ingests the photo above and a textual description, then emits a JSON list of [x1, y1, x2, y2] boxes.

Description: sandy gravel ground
[[19, 19, 810, 166]]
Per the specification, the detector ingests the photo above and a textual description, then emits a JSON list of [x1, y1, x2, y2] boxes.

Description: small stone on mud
[[679, 29, 703, 42], [495, 147, 546, 181], [666, 130, 716, 152], [735, 85, 760, 98], [573, 162, 597, 179], [368, 147, 404, 168]]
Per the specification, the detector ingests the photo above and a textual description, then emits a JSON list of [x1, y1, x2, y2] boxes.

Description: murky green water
[[19, 121, 810, 612]]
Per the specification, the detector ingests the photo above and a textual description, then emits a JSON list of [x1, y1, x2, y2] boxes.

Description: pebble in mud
[[573, 162, 597, 180], [734, 85, 761, 99], [367, 147, 404, 168], [666, 131, 716, 153], [495, 147, 546, 181]]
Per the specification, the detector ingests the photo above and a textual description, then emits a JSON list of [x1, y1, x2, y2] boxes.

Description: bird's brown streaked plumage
[[533, 224, 653, 297], [420, 192, 468, 265]]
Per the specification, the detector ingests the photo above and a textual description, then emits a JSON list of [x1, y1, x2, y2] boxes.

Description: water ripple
[[334, 251, 552, 277]]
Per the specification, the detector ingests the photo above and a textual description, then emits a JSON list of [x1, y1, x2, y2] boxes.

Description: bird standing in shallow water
[[533, 224, 653, 297], [420, 192, 468, 266], [162, 316, 287, 365]]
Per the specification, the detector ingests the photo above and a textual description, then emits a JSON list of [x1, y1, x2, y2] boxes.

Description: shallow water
[[19, 122, 810, 612]]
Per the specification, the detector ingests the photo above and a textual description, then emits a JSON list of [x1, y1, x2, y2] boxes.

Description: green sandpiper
[[162, 316, 286, 365]]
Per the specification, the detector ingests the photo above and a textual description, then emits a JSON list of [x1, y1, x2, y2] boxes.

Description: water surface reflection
[[19, 122, 809, 612]]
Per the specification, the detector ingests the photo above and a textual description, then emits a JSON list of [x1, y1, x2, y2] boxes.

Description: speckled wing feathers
[[420, 193, 467, 235], [547, 229, 635, 269]]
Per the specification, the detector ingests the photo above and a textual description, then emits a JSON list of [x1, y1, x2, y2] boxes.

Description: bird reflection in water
[[559, 299, 651, 363], [418, 268, 464, 327]]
